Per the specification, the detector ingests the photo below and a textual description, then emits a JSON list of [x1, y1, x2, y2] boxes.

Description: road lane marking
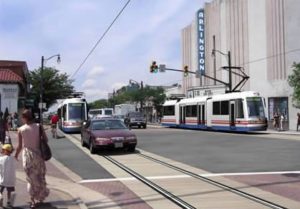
[[78, 171, 300, 183]]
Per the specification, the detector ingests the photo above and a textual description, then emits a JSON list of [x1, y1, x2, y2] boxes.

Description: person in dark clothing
[[0, 112, 7, 144]]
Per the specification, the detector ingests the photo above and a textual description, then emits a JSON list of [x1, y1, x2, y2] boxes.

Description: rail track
[[70, 133, 288, 209]]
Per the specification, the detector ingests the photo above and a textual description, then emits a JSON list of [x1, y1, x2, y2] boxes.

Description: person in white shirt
[[0, 144, 16, 208]]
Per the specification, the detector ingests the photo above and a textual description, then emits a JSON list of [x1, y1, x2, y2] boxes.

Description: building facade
[[182, 0, 300, 130], [0, 61, 29, 114]]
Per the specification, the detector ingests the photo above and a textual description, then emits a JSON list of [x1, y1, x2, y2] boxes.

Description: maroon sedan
[[81, 118, 137, 154]]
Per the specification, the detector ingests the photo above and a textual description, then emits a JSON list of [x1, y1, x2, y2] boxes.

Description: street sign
[[159, 64, 166, 72], [196, 70, 201, 78], [25, 99, 35, 107], [39, 103, 47, 108]]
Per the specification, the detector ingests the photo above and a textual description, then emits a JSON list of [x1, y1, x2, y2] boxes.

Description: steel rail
[[138, 153, 287, 209], [103, 155, 196, 209]]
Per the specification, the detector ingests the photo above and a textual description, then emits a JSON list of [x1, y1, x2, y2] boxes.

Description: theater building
[[182, 0, 300, 130]]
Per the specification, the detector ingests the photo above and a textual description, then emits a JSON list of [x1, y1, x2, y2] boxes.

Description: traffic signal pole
[[150, 61, 249, 93]]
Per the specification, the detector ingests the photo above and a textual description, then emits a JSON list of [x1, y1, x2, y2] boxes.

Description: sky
[[0, 0, 207, 103]]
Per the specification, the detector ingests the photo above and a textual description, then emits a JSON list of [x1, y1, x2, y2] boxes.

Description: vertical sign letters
[[197, 9, 205, 75]]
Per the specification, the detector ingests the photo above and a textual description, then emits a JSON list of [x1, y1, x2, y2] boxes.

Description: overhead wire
[[154, 48, 300, 87], [71, 0, 132, 79]]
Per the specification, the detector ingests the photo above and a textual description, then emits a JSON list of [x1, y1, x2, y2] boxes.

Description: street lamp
[[40, 54, 61, 124], [211, 49, 232, 92]]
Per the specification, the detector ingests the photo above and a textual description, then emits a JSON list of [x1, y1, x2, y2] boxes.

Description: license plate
[[114, 142, 123, 148], [137, 122, 141, 124]]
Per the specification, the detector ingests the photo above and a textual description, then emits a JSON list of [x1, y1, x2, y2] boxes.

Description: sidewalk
[[8, 131, 84, 209]]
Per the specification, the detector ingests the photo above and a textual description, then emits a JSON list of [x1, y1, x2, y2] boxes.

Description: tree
[[89, 99, 110, 109], [29, 67, 74, 108], [108, 86, 166, 112], [288, 62, 300, 107]]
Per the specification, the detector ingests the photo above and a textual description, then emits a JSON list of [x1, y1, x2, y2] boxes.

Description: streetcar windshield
[[246, 97, 265, 117], [68, 103, 86, 120]]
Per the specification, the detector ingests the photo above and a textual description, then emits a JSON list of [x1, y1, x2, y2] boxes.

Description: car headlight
[[95, 137, 110, 142]]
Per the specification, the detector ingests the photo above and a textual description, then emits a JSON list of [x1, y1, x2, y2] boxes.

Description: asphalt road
[[48, 132, 114, 179], [133, 128, 300, 173]]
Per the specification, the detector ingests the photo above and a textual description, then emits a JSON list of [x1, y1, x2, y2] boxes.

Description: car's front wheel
[[128, 145, 136, 153], [89, 140, 96, 154]]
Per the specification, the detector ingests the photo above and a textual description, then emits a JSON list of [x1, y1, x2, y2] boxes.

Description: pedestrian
[[0, 144, 16, 208], [0, 112, 7, 145], [279, 113, 284, 131], [14, 109, 49, 208], [273, 113, 279, 130], [6, 115, 12, 131], [50, 113, 59, 138], [297, 113, 300, 131], [12, 113, 18, 131]]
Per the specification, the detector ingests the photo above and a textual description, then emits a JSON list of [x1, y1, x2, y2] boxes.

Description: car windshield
[[104, 110, 113, 115], [247, 97, 265, 117], [92, 120, 127, 130]]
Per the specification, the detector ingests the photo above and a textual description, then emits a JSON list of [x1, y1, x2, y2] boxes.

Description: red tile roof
[[0, 69, 24, 84]]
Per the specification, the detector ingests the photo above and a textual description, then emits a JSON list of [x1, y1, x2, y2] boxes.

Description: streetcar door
[[198, 104, 205, 125], [202, 104, 205, 125], [197, 104, 201, 125], [180, 106, 186, 124], [230, 100, 236, 128]]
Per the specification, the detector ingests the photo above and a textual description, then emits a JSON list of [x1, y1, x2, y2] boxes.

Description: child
[[0, 144, 16, 208]]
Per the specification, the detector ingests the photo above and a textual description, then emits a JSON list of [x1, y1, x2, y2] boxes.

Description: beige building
[[182, 0, 300, 130]]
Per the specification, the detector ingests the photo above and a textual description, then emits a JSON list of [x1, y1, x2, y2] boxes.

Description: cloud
[[81, 79, 97, 89], [87, 66, 105, 78], [112, 82, 127, 91], [84, 88, 108, 102]]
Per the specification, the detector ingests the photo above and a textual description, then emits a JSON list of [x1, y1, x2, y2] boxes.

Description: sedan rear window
[[92, 120, 127, 130]]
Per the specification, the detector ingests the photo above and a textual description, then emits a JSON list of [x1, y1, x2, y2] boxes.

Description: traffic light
[[150, 61, 158, 73], [184, 65, 189, 77]]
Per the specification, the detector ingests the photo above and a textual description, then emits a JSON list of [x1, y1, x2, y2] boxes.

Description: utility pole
[[213, 36, 216, 85], [228, 51, 232, 92], [40, 56, 44, 123]]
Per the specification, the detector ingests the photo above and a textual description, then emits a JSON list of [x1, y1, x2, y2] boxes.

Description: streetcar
[[57, 96, 88, 133], [161, 91, 268, 132]]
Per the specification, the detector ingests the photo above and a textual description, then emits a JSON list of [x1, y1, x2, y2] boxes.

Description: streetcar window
[[186, 105, 197, 117], [69, 103, 86, 120], [236, 99, 244, 118], [221, 101, 229, 115], [247, 97, 265, 117], [63, 105, 67, 119], [163, 106, 175, 116], [213, 102, 220, 115]]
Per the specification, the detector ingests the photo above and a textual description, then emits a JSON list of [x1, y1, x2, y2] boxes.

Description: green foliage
[[89, 99, 110, 109], [29, 67, 74, 108], [288, 62, 300, 107], [108, 86, 166, 110]]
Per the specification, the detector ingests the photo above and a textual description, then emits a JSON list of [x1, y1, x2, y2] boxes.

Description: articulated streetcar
[[161, 91, 268, 132], [57, 97, 88, 133]]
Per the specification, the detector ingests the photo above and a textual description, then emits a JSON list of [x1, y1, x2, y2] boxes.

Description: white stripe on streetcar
[[79, 170, 300, 183]]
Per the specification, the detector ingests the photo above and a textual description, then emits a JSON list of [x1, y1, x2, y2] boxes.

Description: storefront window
[[268, 97, 288, 120]]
